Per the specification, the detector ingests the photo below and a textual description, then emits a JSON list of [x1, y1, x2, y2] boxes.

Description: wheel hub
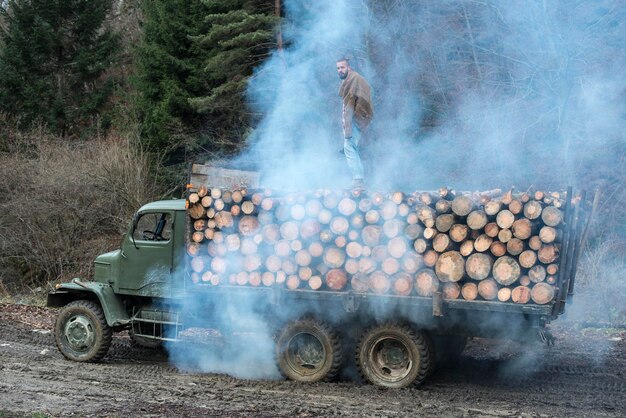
[[371, 337, 412, 380], [64, 315, 95, 352], [287, 332, 325, 374]]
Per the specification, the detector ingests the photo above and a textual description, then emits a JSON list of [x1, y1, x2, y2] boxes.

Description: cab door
[[118, 211, 174, 297]]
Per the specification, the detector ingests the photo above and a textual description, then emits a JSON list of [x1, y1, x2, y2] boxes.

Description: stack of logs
[[186, 185, 574, 305]]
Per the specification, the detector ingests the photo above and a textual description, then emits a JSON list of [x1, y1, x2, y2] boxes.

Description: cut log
[[460, 240, 475, 256], [191, 231, 204, 243], [275, 271, 287, 284], [401, 252, 422, 273], [262, 272, 275, 287], [528, 235, 542, 251], [467, 210, 488, 230], [382, 257, 400, 275], [295, 249, 312, 267], [350, 273, 369, 292], [442, 282, 461, 299], [319, 229, 333, 243], [466, 253, 493, 280], [417, 206, 436, 228], [275, 240, 291, 257], [496, 210, 515, 229], [484, 200, 501, 216], [461, 282, 478, 300], [492, 256, 521, 286], [215, 211, 234, 229], [519, 275, 531, 286], [484, 222, 500, 238], [423, 250, 439, 267], [193, 219, 206, 231], [334, 235, 347, 248], [248, 272, 262, 287], [523, 200, 542, 220], [404, 224, 424, 240], [214, 199, 225, 211], [298, 266, 313, 281], [238, 215, 259, 236], [518, 250, 538, 268], [423, 227, 437, 240], [344, 258, 360, 275], [415, 269, 439, 297], [506, 238, 524, 256], [186, 242, 200, 257], [449, 224, 469, 242], [477, 278, 498, 300], [197, 185, 208, 198], [235, 271, 249, 286], [538, 244, 560, 264], [531, 282, 555, 304], [330, 217, 349, 236], [474, 234, 493, 253], [435, 214, 455, 233], [308, 241, 324, 258], [362, 225, 383, 247], [433, 233, 453, 253], [188, 203, 205, 220], [351, 214, 365, 229], [546, 263, 559, 275], [265, 255, 282, 272], [188, 192, 200, 204], [451, 195, 474, 216], [392, 272, 413, 296], [262, 224, 280, 243], [201, 196, 213, 208], [542, 206, 563, 227], [286, 275, 301, 290], [358, 198, 372, 213], [413, 238, 428, 254], [511, 286, 531, 304], [318, 209, 333, 225], [391, 191, 405, 205], [358, 257, 376, 274], [305, 199, 322, 217], [346, 241, 363, 258], [326, 269, 348, 290], [383, 219, 404, 238], [546, 275, 557, 285], [221, 190, 233, 204], [490, 241, 507, 257], [435, 251, 465, 282], [289, 204, 305, 220], [244, 254, 262, 272], [210, 257, 227, 274], [300, 219, 321, 240], [539, 226, 561, 244], [323, 247, 346, 268], [337, 198, 356, 216], [419, 192, 435, 206], [387, 237, 408, 258], [497, 287, 511, 302], [528, 265, 546, 283], [369, 271, 391, 294], [372, 245, 388, 263], [435, 199, 452, 214], [323, 191, 340, 209], [280, 221, 300, 241], [511, 218, 532, 240], [225, 234, 240, 251], [508, 199, 523, 215]]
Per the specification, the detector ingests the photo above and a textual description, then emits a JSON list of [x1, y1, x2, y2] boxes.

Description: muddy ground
[[0, 303, 624, 418]]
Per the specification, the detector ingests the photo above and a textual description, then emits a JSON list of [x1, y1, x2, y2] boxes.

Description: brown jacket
[[339, 70, 373, 138]]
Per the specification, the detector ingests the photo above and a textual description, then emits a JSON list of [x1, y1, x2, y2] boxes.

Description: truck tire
[[54, 300, 112, 362], [275, 318, 343, 383], [356, 323, 433, 388]]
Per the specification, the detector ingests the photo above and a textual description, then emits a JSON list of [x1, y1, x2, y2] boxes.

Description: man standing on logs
[[337, 57, 373, 189]]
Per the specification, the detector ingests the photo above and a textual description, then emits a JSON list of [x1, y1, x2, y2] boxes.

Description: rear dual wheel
[[275, 318, 343, 382], [356, 323, 433, 388]]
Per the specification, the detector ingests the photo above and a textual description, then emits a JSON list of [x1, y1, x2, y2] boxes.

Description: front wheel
[[356, 323, 433, 388], [275, 318, 342, 382], [54, 300, 112, 362]]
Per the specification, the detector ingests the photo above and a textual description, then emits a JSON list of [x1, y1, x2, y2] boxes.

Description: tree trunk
[[496, 210, 515, 229], [467, 210, 488, 230], [511, 285, 531, 304], [433, 233, 453, 253], [351, 273, 369, 292], [435, 214, 455, 233], [518, 249, 537, 268], [466, 253, 492, 280], [415, 268, 439, 297], [442, 282, 461, 299], [531, 282, 555, 304], [461, 282, 478, 300], [497, 287, 511, 302], [451, 195, 474, 216], [449, 224, 469, 242], [477, 278, 498, 300], [474, 234, 493, 252], [392, 272, 413, 296], [369, 271, 390, 294]]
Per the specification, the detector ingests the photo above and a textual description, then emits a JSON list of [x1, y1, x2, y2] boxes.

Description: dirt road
[[1, 303, 624, 417]]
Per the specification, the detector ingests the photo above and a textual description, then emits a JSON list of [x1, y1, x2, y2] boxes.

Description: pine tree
[[0, 0, 120, 136], [189, 0, 278, 152], [133, 0, 210, 154]]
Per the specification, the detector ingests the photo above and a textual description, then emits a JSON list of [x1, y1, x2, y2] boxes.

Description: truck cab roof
[[138, 199, 186, 213]]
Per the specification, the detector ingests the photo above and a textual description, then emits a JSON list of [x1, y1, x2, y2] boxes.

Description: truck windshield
[[133, 213, 172, 242]]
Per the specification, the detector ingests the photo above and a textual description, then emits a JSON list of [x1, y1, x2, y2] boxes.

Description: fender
[[47, 279, 130, 327]]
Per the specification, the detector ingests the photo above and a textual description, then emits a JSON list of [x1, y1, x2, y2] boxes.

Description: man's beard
[[338, 72, 347, 80]]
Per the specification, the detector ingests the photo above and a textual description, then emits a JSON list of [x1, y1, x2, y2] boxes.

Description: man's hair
[[336, 57, 350, 65]]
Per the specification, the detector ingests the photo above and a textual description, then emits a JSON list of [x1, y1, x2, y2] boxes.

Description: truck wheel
[[275, 318, 342, 382], [356, 323, 432, 388], [54, 300, 112, 362]]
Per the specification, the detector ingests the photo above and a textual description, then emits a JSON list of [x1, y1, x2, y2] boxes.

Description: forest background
[[0, 0, 623, 323]]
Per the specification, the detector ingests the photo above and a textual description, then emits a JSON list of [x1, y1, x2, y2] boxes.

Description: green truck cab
[[47, 165, 595, 388]]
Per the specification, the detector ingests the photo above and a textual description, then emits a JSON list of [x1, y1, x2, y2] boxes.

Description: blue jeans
[[344, 126, 364, 180]]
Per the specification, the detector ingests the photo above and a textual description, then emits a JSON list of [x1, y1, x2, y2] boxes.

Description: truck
[[47, 163, 596, 388]]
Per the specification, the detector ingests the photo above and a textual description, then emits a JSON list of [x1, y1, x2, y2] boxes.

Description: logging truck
[[47, 164, 596, 388]]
